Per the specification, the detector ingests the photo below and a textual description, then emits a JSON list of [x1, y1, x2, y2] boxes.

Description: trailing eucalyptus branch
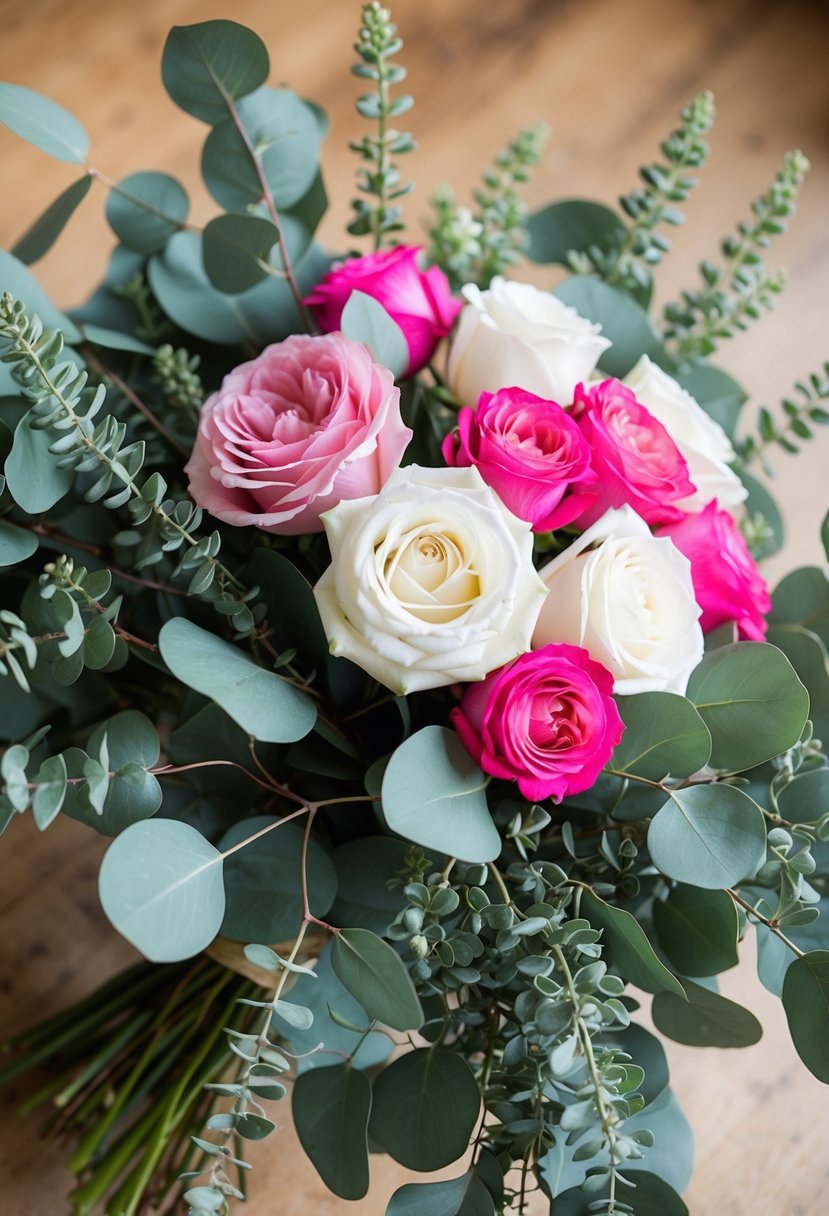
[[0, 295, 262, 636], [568, 91, 716, 298], [349, 1, 416, 247], [428, 123, 549, 289], [662, 149, 810, 362], [734, 361, 829, 474]]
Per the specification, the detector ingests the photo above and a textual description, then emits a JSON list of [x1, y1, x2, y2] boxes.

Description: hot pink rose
[[571, 379, 696, 527], [441, 387, 598, 532], [657, 501, 771, 641], [452, 643, 624, 803], [185, 333, 411, 535], [304, 245, 461, 376]]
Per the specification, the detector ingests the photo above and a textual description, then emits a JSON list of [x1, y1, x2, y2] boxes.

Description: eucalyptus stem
[[726, 887, 806, 958]]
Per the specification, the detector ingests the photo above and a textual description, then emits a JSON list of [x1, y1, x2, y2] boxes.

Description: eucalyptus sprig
[[348, 1, 416, 248], [662, 149, 810, 362], [428, 122, 549, 289], [735, 361, 829, 474]]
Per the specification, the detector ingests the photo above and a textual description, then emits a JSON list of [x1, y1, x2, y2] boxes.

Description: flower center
[[383, 528, 481, 625]]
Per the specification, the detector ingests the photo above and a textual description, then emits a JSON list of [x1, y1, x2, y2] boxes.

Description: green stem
[[726, 887, 806, 958]]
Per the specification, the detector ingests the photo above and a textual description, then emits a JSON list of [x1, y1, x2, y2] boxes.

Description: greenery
[[0, 6, 827, 1216]]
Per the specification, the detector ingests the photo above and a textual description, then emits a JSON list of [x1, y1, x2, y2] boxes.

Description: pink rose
[[185, 333, 411, 535], [657, 501, 771, 641], [304, 245, 461, 376], [452, 643, 624, 803], [441, 387, 598, 532], [571, 379, 696, 527]]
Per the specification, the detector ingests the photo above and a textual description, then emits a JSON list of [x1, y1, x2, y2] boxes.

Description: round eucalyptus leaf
[[105, 171, 189, 256], [330, 837, 410, 935], [381, 726, 500, 864], [369, 1049, 480, 1171], [331, 927, 422, 1032], [0, 520, 38, 567], [686, 642, 809, 770], [31, 754, 67, 830], [12, 175, 92, 265], [777, 767, 829, 824], [581, 890, 684, 995], [652, 978, 762, 1047], [200, 88, 321, 211], [159, 617, 316, 743], [652, 885, 739, 976], [88, 709, 160, 769], [648, 784, 767, 889], [526, 200, 625, 265], [161, 21, 269, 124], [782, 950, 829, 1082], [771, 566, 829, 651], [756, 898, 829, 997], [293, 1064, 371, 1200], [766, 625, 829, 746], [674, 364, 746, 440], [6, 416, 74, 513], [600, 1023, 669, 1108], [98, 819, 225, 961], [219, 817, 337, 943], [202, 214, 280, 294], [0, 82, 89, 162], [386, 1174, 496, 1216], [553, 275, 666, 377], [341, 291, 409, 378], [74, 324, 155, 355], [611, 691, 711, 780]]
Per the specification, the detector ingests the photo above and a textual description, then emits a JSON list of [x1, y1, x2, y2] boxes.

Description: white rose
[[313, 465, 548, 695], [624, 356, 747, 512], [532, 505, 703, 695], [446, 277, 611, 407]]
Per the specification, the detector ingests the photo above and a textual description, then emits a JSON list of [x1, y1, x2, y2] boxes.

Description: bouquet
[[1, 6, 828, 1214]]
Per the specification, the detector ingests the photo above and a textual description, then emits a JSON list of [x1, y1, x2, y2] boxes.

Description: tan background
[[1, 0, 829, 1211]]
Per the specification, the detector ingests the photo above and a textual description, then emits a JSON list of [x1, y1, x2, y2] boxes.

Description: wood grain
[[1, 0, 828, 1211]]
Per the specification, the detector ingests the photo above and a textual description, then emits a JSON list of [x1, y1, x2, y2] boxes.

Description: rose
[[303, 245, 461, 376], [441, 387, 598, 531], [532, 505, 704, 694], [446, 277, 610, 407], [571, 378, 696, 527], [185, 333, 411, 535], [624, 356, 747, 511], [657, 501, 771, 641], [313, 465, 548, 694], [452, 643, 624, 802]]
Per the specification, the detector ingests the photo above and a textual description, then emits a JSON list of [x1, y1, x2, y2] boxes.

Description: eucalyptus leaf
[[652, 978, 762, 1047], [581, 890, 685, 996], [652, 885, 739, 976], [386, 1174, 496, 1216], [219, 817, 337, 943], [0, 82, 89, 162], [648, 784, 767, 889], [369, 1049, 480, 1171], [161, 21, 269, 124], [98, 819, 225, 961], [0, 251, 81, 342], [31, 754, 67, 830], [610, 692, 711, 780], [0, 520, 38, 566], [75, 324, 155, 356], [771, 566, 829, 651], [553, 275, 666, 377], [382, 726, 500, 863], [740, 471, 784, 559], [105, 171, 189, 256], [526, 200, 625, 265], [293, 1064, 371, 1199], [782, 950, 829, 1083], [159, 617, 316, 743], [686, 642, 809, 770], [330, 837, 410, 935], [675, 364, 747, 440], [5, 416, 74, 513], [202, 214, 280, 294], [332, 928, 422, 1032], [552, 1170, 688, 1216], [11, 175, 92, 264], [766, 625, 829, 745], [755, 899, 829, 997], [341, 291, 409, 378]]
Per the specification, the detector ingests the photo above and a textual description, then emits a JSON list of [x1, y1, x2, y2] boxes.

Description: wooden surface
[[1, 0, 829, 1211]]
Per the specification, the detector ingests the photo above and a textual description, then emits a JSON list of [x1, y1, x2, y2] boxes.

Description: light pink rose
[[185, 333, 411, 535], [303, 245, 461, 376], [452, 643, 624, 803], [657, 501, 771, 641], [571, 379, 696, 527], [441, 387, 598, 532]]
